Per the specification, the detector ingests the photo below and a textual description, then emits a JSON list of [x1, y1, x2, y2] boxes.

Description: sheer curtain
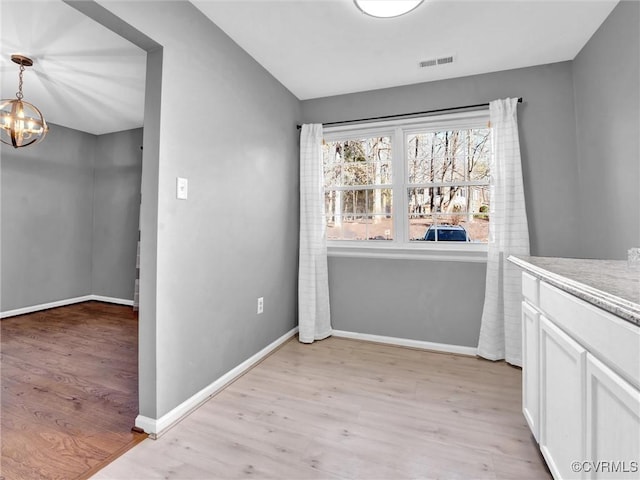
[[477, 98, 530, 366], [298, 124, 332, 343]]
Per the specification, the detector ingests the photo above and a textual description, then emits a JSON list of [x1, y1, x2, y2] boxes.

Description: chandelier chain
[[16, 64, 25, 100]]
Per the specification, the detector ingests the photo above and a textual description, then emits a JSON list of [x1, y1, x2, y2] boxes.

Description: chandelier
[[0, 55, 48, 149], [354, 0, 424, 18]]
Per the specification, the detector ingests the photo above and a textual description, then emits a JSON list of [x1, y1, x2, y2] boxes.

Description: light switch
[[176, 177, 188, 200]]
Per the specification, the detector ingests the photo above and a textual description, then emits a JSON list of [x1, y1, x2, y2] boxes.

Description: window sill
[[327, 242, 488, 263]]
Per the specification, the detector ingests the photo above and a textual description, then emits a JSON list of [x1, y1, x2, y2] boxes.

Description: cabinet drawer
[[539, 281, 640, 389], [522, 272, 540, 306]]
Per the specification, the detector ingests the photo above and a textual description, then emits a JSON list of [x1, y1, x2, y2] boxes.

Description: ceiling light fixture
[[1, 55, 48, 149], [354, 0, 424, 18]]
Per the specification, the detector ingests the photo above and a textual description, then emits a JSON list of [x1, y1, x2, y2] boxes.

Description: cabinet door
[[585, 354, 640, 480], [540, 316, 587, 480], [522, 301, 540, 441]]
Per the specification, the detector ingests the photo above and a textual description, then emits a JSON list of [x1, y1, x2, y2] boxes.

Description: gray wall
[[573, 0, 640, 260], [97, 1, 301, 419], [329, 257, 486, 347], [1, 125, 143, 312], [1, 124, 95, 311], [92, 128, 143, 299], [302, 62, 580, 347]]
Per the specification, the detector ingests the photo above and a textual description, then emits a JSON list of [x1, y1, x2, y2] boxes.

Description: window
[[323, 135, 393, 241], [323, 111, 491, 253], [406, 127, 491, 243]]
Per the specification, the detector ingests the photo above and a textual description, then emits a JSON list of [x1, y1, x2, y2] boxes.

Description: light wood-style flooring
[[1, 302, 145, 480], [93, 336, 551, 479]]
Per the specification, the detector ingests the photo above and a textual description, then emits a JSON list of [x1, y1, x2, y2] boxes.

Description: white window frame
[[323, 110, 490, 262]]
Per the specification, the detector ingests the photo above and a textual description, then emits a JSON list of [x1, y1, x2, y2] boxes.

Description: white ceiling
[[193, 0, 619, 100], [0, 0, 146, 135], [0, 0, 619, 135]]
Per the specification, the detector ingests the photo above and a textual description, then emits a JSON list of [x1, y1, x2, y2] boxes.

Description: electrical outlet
[[257, 297, 264, 314]]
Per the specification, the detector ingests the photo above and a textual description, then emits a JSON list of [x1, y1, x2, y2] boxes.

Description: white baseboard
[[1, 294, 134, 318], [1, 295, 93, 318], [90, 295, 134, 306], [136, 326, 299, 438], [332, 329, 478, 356]]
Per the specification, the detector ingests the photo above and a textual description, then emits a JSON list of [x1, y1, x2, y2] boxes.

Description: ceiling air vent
[[419, 59, 437, 68], [419, 55, 455, 68]]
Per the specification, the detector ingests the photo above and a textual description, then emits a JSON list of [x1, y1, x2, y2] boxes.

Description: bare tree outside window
[[322, 118, 491, 245], [407, 128, 491, 242], [323, 136, 393, 241]]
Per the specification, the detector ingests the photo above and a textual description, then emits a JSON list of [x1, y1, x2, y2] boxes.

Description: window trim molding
[[322, 109, 489, 136], [328, 241, 488, 263]]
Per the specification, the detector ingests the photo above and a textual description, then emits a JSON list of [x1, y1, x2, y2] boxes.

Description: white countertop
[[509, 255, 640, 327]]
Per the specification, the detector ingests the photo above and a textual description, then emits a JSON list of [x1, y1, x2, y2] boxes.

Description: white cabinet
[[539, 316, 586, 480], [519, 272, 640, 480], [585, 355, 640, 480], [522, 301, 540, 440]]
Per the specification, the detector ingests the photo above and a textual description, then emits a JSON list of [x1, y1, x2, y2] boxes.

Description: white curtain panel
[[298, 124, 332, 343], [477, 98, 530, 366]]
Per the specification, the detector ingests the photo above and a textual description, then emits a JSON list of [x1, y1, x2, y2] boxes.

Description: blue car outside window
[[424, 227, 468, 241]]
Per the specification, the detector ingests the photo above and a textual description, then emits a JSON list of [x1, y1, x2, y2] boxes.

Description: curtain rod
[[296, 97, 523, 130]]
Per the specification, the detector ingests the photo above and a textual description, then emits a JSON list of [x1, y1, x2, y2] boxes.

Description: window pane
[[407, 129, 492, 185], [431, 185, 490, 218], [469, 185, 490, 215], [406, 127, 490, 244], [407, 187, 437, 216], [343, 163, 370, 186], [326, 216, 394, 241], [325, 189, 393, 241], [323, 135, 393, 242], [411, 214, 470, 242], [438, 186, 468, 214], [324, 191, 338, 225], [409, 186, 488, 242], [442, 130, 467, 182], [407, 131, 467, 183], [341, 189, 368, 217], [462, 216, 489, 243], [366, 215, 393, 240], [447, 214, 489, 243], [323, 137, 392, 187], [326, 216, 359, 240], [410, 213, 489, 243], [366, 188, 393, 216], [378, 161, 392, 185], [409, 214, 433, 241], [407, 133, 442, 184], [327, 222, 342, 240], [468, 129, 491, 181], [324, 164, 341, 188]]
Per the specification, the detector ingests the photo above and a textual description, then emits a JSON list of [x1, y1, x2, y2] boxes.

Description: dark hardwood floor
[[1, 301, 145, 480]]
